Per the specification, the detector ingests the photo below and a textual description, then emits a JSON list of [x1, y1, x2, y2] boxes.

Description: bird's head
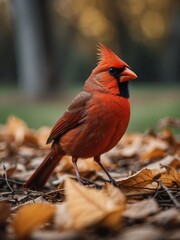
[[85, 43, 137, 98]]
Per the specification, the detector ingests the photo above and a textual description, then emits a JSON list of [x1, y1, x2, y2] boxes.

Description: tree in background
[[0, 0, 179, 98]]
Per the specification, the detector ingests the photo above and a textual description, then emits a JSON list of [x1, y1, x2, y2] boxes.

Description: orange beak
[[120, 67, 137, 83]]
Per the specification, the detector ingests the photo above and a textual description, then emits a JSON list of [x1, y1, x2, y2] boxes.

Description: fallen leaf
[[55, 156, 74, 174], [6, 116, 30, 145], [103, 183, 126, 205], [32, 230, 81, 240], [107, 133, 168, 162], [108, 133, 143, 158], [0, 201, 10, 225], [117, 168, 156, 192], [119, 225, 163, 240], [140, 148, 165, 162], [159, 167, 180, 187], [12, 196, 50, 211], [65, 178, 126, 229], [6, 116, 38, 146], [54, 203, 72, 230], [145, 155, 180, 172], [158, 117, 180, 129], [148, 208, 180, 226], [36, 126, 51, 148], [77, 157, 103, 172], [12, 203, 56, 238], [123, 199, 159, 220]]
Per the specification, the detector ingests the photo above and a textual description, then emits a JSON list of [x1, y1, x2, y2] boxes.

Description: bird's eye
[[108, 67, 118, 76]]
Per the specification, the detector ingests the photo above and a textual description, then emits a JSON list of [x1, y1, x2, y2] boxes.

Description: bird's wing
[[46, 91, 92, 144]]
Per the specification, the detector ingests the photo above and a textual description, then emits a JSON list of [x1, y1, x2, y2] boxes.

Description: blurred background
[[0, 0, 179, 132]]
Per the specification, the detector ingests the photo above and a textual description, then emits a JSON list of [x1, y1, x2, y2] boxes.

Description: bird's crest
[[96, 43, 129, 70]]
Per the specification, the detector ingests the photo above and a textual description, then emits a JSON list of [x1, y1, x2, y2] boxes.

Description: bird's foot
[[77, 176, 93, 186], [108, 179, 120, 188]]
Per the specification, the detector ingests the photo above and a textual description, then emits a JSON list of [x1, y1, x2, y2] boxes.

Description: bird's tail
[[23, 151, 64, 190]]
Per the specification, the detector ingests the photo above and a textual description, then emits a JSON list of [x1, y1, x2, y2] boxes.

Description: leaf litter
[[0, 116, 180, 239]]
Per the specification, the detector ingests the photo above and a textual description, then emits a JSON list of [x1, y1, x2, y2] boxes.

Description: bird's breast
[[60, 93, 130, 158]]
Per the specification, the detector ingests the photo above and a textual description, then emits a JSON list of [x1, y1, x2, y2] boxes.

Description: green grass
[[0, 84, 179, 133], [128, 84, 180, 133], [0, 103, 66, 128]]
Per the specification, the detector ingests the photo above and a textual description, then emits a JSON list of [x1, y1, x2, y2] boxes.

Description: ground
[[0, 116, 179, 240]]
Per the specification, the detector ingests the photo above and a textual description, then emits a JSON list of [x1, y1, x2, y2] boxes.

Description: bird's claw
[[109, 179, 120, 188], [77, 176, 93, 185]]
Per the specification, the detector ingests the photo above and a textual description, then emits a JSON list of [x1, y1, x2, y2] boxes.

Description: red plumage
[[23, 44, 137, 189]]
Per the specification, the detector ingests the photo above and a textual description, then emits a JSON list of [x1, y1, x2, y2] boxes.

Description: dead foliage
[[0, 116, 180, 240]]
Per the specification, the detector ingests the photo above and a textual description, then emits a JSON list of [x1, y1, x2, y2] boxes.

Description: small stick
[[3, 165, 14, 193], [0, 177, 23, 186], [157, 180, 180, 209]]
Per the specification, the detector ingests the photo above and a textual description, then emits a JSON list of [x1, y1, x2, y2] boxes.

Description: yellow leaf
[[12, 203, 55, 238], [65, 178, 126, 229]]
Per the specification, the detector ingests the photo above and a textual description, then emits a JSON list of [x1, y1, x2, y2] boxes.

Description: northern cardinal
[[23, 44, 137, 189]]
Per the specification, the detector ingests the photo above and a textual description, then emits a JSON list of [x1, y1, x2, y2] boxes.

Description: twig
[[3, 165, 14, 193], [126, 192, 154, 197], [157, 180, 180, 209], [0, 177, 24, 186]]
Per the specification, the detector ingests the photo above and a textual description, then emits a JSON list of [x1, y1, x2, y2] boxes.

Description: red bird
[[23, 44, 137, 189]]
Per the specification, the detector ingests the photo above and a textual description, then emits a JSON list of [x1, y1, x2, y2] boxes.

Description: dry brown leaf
[[36, 126, 51, 148], [65, 178, 126, 229], [107, 133, 143, 158], [54, 203, 72, 230], [145, 155, 180, 172], [158, 117, 180, 129], [55, 156, 74, 174], [32, 230, 80, 240], [6, 116, 30, 145], [103, 183, 126, 205], [148, 208, 180, 226], [0, 201, 10, 225], [56, 156, 113, 175], [6, 116, 38, 146], [117, 168, 156, 191], [0, 162, 17, 177], [12, 197, 50, 211], [119, 225, 163, 240], [142, 134, 168, 152], [140, 148, 165, 162], [102, 183, 126, 227], [159, 167, 180, 187], [168, 158, 180, 169], [123, 199, 159, 220], [24, 132, 39, 146], [107, 133, 168, 162], [77, 157, 102, 172], [12, 203, 56, 238]]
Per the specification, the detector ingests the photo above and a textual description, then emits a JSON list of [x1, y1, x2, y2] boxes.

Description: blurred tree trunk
[[11, 0, 58, 98]]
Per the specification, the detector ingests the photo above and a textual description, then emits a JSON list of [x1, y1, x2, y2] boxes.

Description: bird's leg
[[72, 157, 92, 185], [94, 156, 119, 187]]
